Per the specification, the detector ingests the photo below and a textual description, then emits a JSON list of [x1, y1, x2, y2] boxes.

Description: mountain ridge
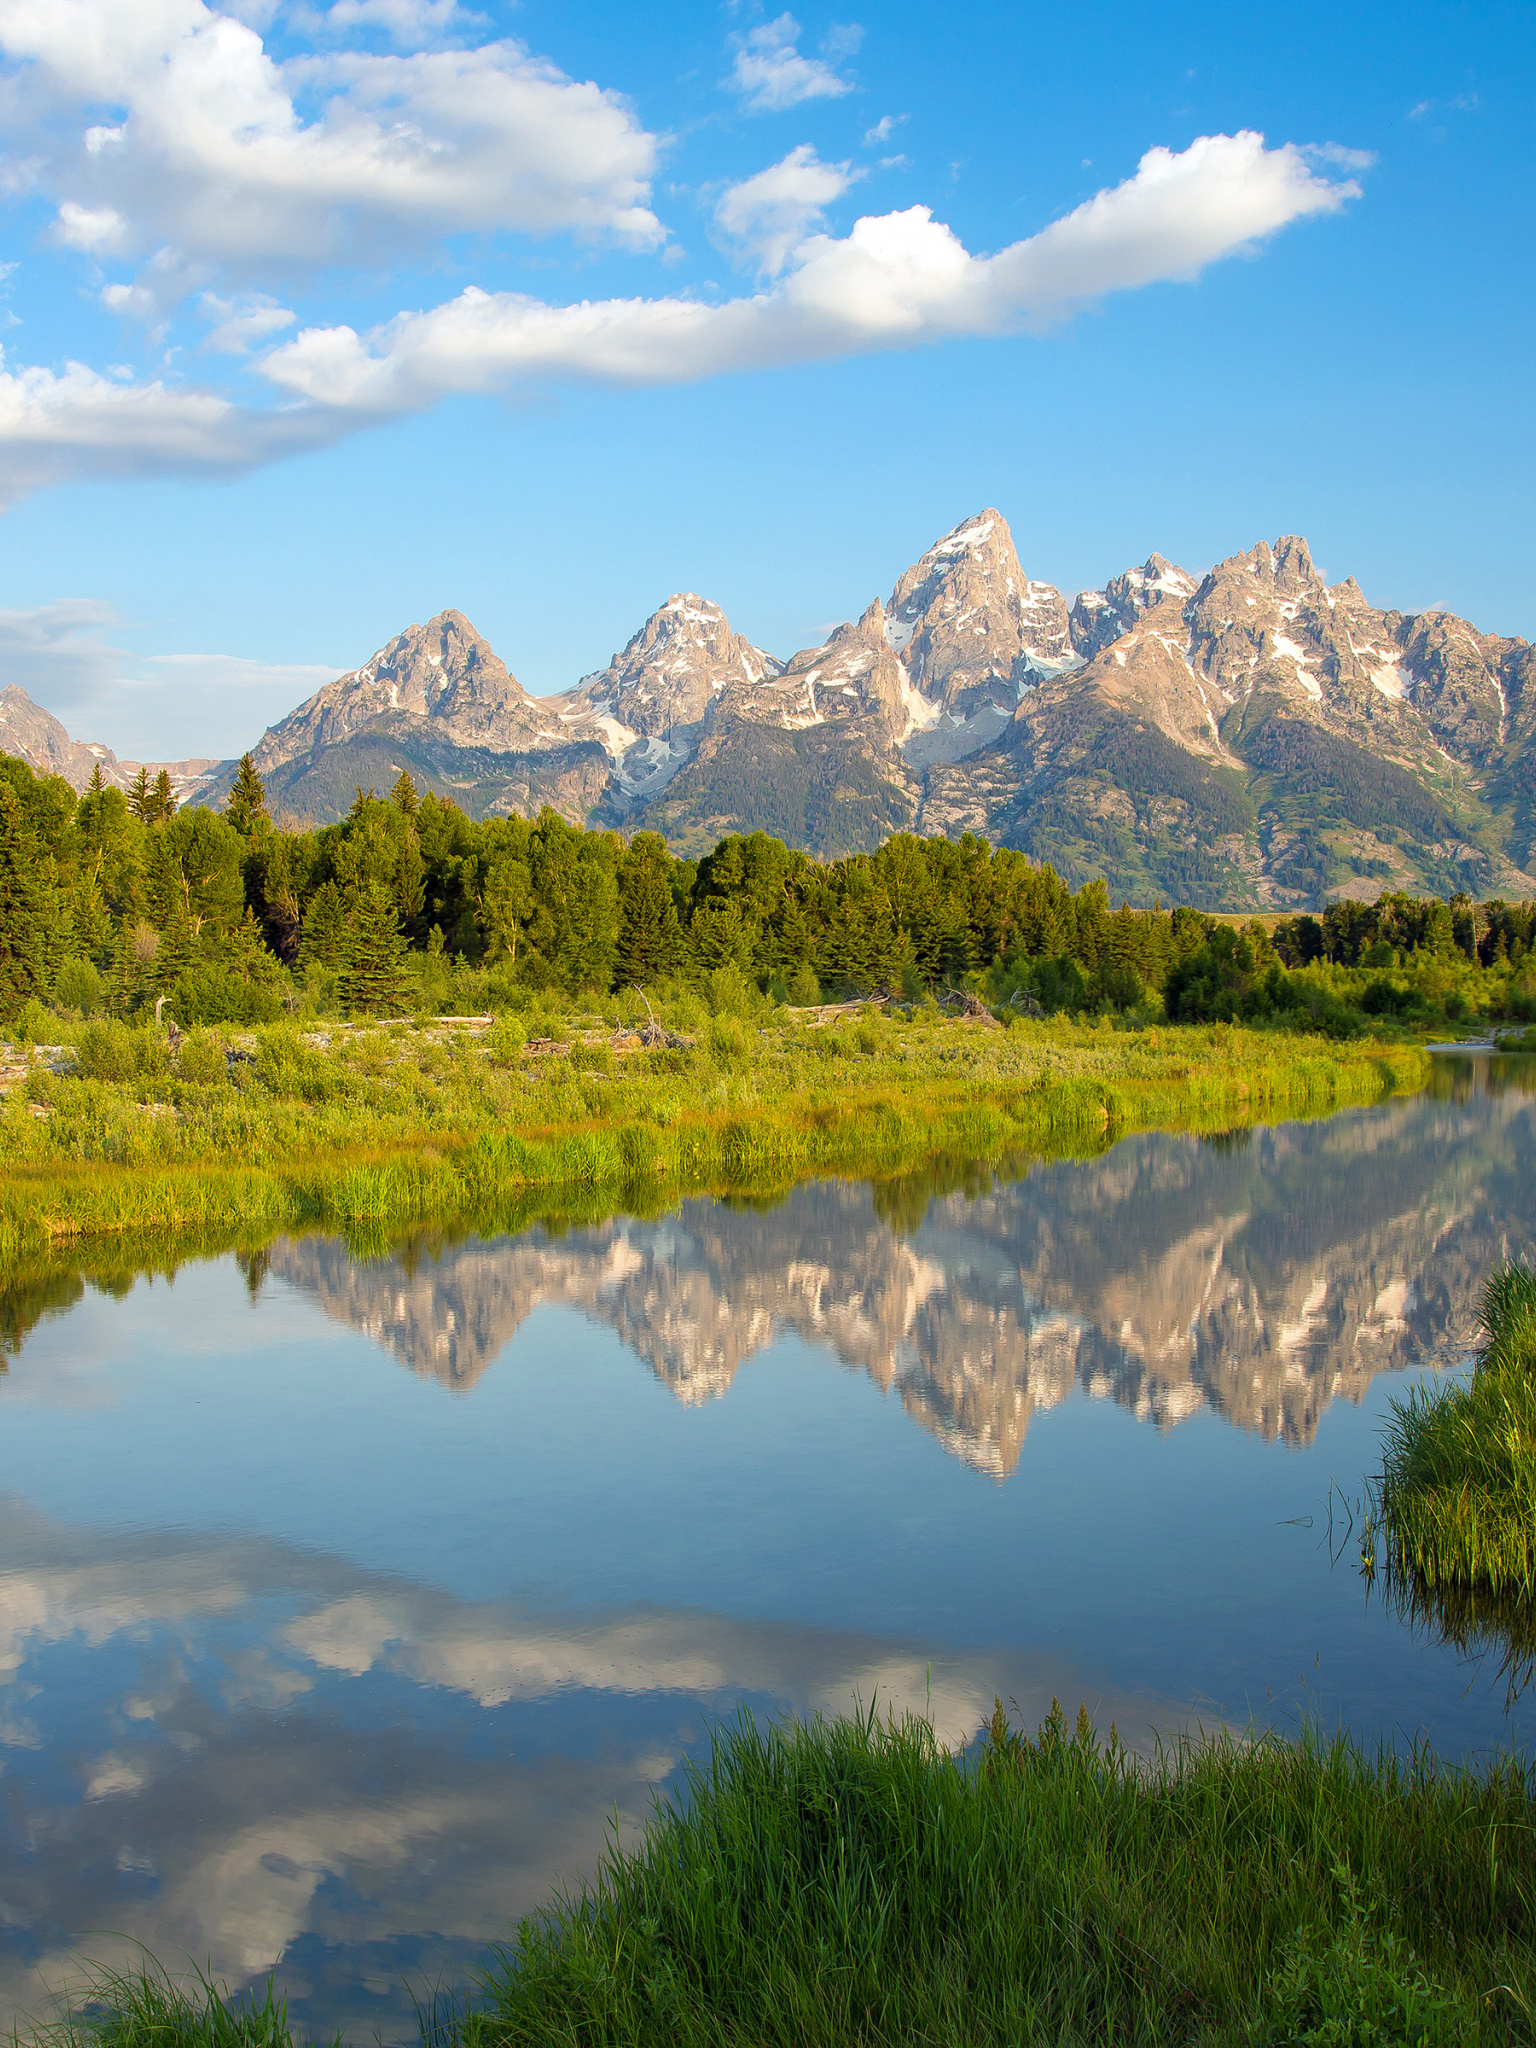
[[4, 511, 1533, 910]]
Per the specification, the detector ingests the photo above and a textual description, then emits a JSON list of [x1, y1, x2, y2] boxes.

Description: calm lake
[[2, 1052, 1533, 2038]]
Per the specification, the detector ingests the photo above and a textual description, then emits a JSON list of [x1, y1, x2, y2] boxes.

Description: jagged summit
[[251, 609, 546, 776], [562, 592, 781, 799]]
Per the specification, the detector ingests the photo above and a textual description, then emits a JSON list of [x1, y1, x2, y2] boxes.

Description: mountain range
[[6, 510, 1534, 910]]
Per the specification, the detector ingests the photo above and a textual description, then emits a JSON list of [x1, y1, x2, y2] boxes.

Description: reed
[[31, 1705, 1534, 2048], [1374, 1264, 1536, 1600]]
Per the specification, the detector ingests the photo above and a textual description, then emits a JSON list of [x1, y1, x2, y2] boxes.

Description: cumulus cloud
[[725, 13, 856, 112], [0, 351, 341, 509], [262, 132, 1360, 409], [0, 132, 1363, 512], [714, 144, 861, 276], [0, 0, 664, 296]]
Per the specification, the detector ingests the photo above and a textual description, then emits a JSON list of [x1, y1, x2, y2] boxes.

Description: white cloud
[[0, 133, 1363, 511], [714, 143, 861, 276], [726, 13, 855, 113], [0, 351, 341, 509], [262, 132, 1360, 408], [863, 113, 903, 146], [0, 0, 664, 298], [292, 0, 487, 44], [199, 292, 297, 354]]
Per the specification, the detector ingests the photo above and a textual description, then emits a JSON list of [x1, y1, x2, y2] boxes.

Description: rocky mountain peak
[[570, 593, 781, 743], [252, 608, 544, 773], [883, 509, 1077, 742], [0, 685, 215, 801], [1070, 554, 1198, 659]]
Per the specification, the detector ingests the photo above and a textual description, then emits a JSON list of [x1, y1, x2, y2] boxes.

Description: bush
[[177, 1029, 229, 1087], [788, 962, 821, 1005], [490, 1015, 528, 1063], [704, 1014, 751, 1068], [54, 957, 104, 1015], [75, 1017, 145, 1082], [173, 965, 286, 1027], [10, 997, 58, 1046]]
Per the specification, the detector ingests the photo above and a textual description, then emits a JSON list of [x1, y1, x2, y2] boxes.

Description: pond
[[1, 1053, 1533, 2038]]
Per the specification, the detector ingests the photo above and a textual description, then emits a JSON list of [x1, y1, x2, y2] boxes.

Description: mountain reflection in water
[[1, 1053, 1533, 2042], [260, 1066, 1536, 1471]]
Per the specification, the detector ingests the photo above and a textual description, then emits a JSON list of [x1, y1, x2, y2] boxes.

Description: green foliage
[[224, 754, 268, 835], [452, 1705, 1526, 2048], [0, 773, 61, 1016], [2, 748, 1535, 1038], [1375, 1263, 1536, 1600], [177, 1029, 230, 1086], [1265, 1867, 1474, 2047], [338, 883, 411, 1015]]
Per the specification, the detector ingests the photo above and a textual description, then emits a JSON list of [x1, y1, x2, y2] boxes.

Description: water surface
[[2, 1054, 1533, 2036]]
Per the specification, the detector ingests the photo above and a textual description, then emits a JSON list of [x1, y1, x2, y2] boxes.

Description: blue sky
[[0, 0, 1529, 759]]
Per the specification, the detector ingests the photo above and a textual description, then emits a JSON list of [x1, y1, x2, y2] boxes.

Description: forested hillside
[[2, 751, 1535, 1037]]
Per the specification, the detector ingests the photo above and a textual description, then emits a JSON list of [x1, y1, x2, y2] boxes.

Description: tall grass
[[25, 1707, 1534, 2048], [25, 1957, 336, 2048], [0, 1012, 1430, 1269], [450, 1704, 1535, 2046], [1375, 1264, 1536, 1599]]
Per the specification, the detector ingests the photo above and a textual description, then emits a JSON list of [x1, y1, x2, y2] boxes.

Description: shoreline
[[0, 1018, 1429, 1269]]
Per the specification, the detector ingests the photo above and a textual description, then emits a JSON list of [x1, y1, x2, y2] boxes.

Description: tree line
[[2, 750, 1534, 1030]]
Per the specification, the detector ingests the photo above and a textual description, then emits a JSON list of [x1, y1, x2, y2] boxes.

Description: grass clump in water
[[456, 1702, 1532, 2048], [31, 1958, 335, 2048], [1375, 1263, 1536, 1600]]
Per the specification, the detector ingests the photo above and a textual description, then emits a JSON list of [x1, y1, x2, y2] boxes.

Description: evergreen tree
[[151, 769, 176, 823], [226, 754, 268, 835], [0, 779, 58, 1017], [87, 762, 106, 801], [339, 883, 411, 1013], [298, 881, 349, 970], [128, 767, 151, 822], [615, 834, 681, 986], [392, 770, 420, 818]]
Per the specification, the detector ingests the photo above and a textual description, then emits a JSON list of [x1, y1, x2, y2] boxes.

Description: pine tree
[[0, 779, 58, 1017], [616, 837, 681, 986], [226, 754, 268, 835], [152, 769, 176, 824], [339, 883, 411, 1014], [128, 767, 151, 822], [392, 771, 420, 818]]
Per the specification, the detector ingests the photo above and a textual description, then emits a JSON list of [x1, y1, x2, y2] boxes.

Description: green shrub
[[10, 997, 58, 1046], [490, 1015, 528, 1063], [54, 957, 104, 1015], [75, 1017, 144, 1082], [788, 962, 821, 1005], [704, 1015, 750, 1068], [177, 1030, 229, 1087]]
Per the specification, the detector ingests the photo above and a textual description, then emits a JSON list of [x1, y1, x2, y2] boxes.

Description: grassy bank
[[1374, 1264, 1536, 1601], [35, 1704, 1536, 2048], [0, 1001, 1428, 1266]]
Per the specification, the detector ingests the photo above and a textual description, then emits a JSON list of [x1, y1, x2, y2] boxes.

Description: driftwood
[[153, 993, 184, 1051], [940, 989, 1004, 1030]]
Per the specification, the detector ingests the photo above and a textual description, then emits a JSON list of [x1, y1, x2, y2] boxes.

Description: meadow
[[0, 989, 1429, 1268]]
